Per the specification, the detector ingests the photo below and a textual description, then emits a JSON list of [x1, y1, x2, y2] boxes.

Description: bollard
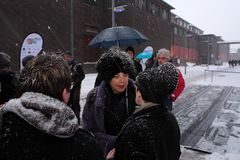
[[211, 71, 213, 83], [204, 70, 206, 81]]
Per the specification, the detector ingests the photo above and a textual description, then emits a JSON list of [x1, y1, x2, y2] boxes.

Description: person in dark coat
[[107, 63, 181, 160], [0, 52, 19, 105], [82, 47, 137, 157], [62, 51, 85, 123], [125, 46, 142, 79], [145, 51, 157, 69], [0, 53, 104, 160]]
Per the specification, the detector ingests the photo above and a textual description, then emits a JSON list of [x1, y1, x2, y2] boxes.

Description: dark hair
[[125, 46, 135, 54], [19, 53, 72, 101], [64, 50, 72, 56]]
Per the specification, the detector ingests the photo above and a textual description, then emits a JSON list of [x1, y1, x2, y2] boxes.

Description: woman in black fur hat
[[107, 63, 181, 160], [82, 47, 137, 157]]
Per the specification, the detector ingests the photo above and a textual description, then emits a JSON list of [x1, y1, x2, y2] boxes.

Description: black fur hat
[[135, 62, 178, 103], [96, 48, 135, 81]]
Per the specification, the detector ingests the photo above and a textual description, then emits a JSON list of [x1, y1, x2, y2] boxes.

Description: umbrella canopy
[[136, 46, 153, 59], [136, 51, 153, 59], [88, 26, 148, 49]]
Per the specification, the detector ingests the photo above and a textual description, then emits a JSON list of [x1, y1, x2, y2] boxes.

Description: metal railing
[[204, 69, 240, 82]]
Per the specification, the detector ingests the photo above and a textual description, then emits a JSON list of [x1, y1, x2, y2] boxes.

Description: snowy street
[[80, 63, 240, 160]]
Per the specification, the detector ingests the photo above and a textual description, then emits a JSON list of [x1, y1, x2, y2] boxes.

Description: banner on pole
[[20, 33, 43, 71]]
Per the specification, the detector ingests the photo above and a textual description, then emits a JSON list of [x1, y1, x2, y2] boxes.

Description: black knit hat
[[135, 62, 178, 103], [0, 52, 11, 69], [64, 50, 72, 56], [96, 48, 135, 81], [125, 46, 135, 54]]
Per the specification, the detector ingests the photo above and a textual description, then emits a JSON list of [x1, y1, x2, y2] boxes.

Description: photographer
[[62, 51, 85, 123]]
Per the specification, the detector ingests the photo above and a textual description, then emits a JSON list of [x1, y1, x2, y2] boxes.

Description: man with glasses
[[155, 48, 185, 111]]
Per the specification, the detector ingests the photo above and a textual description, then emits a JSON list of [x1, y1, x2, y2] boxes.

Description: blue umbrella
[[88, 26, 148, 49], [136, 51, 153, 59]]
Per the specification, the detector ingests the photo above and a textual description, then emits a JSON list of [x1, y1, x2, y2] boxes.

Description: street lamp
[[111, 0, 127, 27], [184, 24, 192, 75], [70, 0, 74, 56], [202, 41, 211, 69], [111, 0, 115, 27]]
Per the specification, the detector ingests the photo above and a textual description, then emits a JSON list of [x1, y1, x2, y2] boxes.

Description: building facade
[[0, 0, 228, 71]]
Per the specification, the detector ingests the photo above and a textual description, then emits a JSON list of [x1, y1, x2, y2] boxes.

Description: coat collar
[[0, 92, 79, 138]]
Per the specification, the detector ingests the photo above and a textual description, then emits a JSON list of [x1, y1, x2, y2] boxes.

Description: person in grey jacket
[[82, 47, 136, 157], [0, 53, 104, 160]]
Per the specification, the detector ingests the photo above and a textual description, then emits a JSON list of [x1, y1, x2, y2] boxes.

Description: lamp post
[[111, 0, 127, 27], [184, 26, 192, 75], [207, 44, 210, 69], [202, 41, 211, 69], [184, 29, 187, 75], [111, 0, 115, 27], [70, 0, 74, 56]]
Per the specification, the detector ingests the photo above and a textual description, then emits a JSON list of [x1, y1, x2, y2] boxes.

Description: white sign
[[20, 33, 43, 71]]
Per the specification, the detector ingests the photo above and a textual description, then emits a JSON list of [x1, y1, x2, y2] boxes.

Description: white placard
[[20, 33, 43, 71]]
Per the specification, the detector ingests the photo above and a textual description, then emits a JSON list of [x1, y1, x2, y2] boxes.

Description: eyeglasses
[[158, 57, 166, 60]]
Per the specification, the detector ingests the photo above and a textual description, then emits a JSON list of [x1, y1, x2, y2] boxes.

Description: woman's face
[[109, 72, 129, 94]]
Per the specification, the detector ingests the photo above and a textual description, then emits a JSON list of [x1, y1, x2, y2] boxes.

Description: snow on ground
[[179, 63, 240, 87], [80, 63, 240, 159]]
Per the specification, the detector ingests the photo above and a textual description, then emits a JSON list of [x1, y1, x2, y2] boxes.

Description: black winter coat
[[68, 62, 85, 123], [0, 92, 104, 160], [0, 70, 18, 105], [115, 104, 181, 160]]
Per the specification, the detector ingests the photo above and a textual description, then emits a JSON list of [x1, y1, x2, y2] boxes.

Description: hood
[[0, 92, 79, 138]]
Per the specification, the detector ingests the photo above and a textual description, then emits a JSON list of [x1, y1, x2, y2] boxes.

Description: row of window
[[82, 0, 99, 6], [82, 0, 169, 20], [134, 0, 169, 20]]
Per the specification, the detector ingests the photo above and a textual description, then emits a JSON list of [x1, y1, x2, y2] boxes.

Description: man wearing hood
[[0, 53, 104, 160]]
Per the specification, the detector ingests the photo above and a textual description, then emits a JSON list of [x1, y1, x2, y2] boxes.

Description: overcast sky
[[164, 0, 240, 50]]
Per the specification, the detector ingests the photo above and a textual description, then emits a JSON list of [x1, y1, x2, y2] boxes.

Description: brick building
[[0, 0, 175, 71], [170, 13, 203, 64], [0, 0, 228, 71]]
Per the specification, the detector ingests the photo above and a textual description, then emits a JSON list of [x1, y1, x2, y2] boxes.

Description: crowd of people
[[228, 59, 240, 68], [0, 46, 185, 160]]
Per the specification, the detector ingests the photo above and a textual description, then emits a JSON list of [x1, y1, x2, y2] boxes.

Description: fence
[[204, 69, 240, 83]]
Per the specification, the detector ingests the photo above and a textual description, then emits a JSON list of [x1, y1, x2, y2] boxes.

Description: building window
[[135, 0, 146, 11], [179, 29, 183, 37], [162, 8, 168, 20], [174, 27, 178, 35], [151, 3, 158, 16], [83, 0, 99, 6]]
